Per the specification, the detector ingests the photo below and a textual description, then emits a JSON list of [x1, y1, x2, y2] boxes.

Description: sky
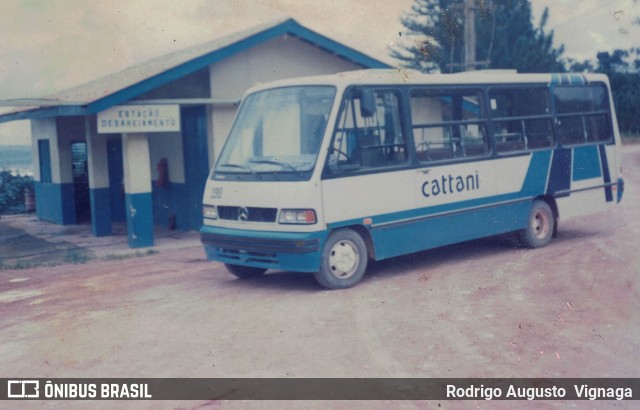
[[1, 0, 639, 145]]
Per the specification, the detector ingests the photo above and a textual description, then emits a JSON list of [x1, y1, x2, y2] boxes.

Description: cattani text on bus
[[421, 171, 480, 198]]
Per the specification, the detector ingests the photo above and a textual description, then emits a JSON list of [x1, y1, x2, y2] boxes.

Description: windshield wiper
[[249, 159, 299, 172], [218, 163, 258, 175]]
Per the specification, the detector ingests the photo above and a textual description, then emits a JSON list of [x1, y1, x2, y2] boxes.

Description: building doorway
[[181, 105, 209, 230], [107, 138, 126, 223], [71, 142, 90, 223]]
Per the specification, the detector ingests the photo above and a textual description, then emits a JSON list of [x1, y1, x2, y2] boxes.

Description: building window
[[38, 140, 52, 183]]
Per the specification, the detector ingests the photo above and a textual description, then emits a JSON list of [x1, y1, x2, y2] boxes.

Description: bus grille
[[218, 206, 278, 222], [201, 232, 320, 254], [218, 248, 278, 265]]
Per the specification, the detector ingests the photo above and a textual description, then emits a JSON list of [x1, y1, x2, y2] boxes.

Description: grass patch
[[103, 253, 131, 261], [0, 248, 158, 270], [102, 249, 159, 261], [63, 250, 93, 265], [11, 259, 37, 270]]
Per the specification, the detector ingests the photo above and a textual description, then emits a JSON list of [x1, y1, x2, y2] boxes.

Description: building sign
[[98, 105, 180, 134]]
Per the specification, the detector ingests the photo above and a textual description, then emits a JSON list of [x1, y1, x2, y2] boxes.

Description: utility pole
[[464, 0, 476, 71]]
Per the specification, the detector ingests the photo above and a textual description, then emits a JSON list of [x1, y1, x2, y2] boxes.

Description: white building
[[0, 18, 389, 247]]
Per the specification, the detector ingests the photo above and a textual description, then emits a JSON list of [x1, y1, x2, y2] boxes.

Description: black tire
[[224, 263, 267, 279], [314, 229, 368, 289], [518, 200, 555, 248]]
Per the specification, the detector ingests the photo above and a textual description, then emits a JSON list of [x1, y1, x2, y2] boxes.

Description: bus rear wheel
[[224, 263, 267, 279], [519, 200, 554, 248], [315, 229, 368, 289]]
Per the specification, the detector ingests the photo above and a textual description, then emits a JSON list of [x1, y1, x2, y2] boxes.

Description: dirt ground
[[1, 145, 639, 410]]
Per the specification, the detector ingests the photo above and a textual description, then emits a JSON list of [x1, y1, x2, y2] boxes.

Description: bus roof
[[247, 69, 610, 93]]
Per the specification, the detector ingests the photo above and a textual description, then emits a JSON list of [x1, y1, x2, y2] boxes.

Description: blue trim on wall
[[60, 183, 77, 224], [34, 182, 77, 225], [107, 138, 127, 222], [106, 138, 126, 223], [152, 182, 199, 230], [37, 140, 52, 183], [0, 105, 87, 124], [181, 105, 209, 230], [90, 188, 112, 236], [152, 183, 172, 228], [125, 192, 154, 248], [279, 19, 391, 69]]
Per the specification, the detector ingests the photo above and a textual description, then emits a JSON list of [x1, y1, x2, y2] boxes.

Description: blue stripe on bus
[[598, 145, 614, 202], [573, 145, 602, 181], [327, 150, 552, 235], [520, 150, 553, 196], [546, 148, 572, 197], [371, 199, 531, 260], [321, 146, 617, 262]]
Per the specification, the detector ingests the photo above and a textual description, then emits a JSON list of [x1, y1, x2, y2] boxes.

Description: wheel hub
[[532, 210, 550, 240], [329, 240, 359, 278]]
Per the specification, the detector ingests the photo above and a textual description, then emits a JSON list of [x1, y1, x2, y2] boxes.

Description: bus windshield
[[216, 86, 336, 175]]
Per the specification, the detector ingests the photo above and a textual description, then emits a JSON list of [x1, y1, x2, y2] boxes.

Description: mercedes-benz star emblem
[[237, 207, 249, 222]]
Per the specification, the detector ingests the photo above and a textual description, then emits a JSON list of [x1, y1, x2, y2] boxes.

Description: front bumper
[[200, 225, 326, 273]]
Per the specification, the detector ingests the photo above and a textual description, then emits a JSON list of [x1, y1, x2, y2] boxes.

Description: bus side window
[[328, 88, 407, 173], [411, 89, 488, 162], [489, 86, 553, 153], [553, 85, 612, 146]]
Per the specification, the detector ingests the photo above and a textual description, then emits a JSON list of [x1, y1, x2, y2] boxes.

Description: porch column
[[122, 133, 154, 248], [86, 117, 112, 236]]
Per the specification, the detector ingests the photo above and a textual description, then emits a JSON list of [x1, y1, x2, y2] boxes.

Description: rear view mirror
[[359, 89, 376, 118]]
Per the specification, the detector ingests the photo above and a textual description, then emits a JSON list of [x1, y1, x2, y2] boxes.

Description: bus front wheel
[[519, 200, 554, 248], [315, 229, 368, 289], [224, 263, 267, 279]]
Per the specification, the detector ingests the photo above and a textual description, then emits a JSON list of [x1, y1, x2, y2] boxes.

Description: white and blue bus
[[200, 69, 625, 289]]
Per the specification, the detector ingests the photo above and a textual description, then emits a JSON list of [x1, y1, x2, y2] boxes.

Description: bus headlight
[[279, 209, 317, 225], [203, 205, 218, 220]]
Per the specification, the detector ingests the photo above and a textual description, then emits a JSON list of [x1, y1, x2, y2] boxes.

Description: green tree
[[391, 0, 565, 73], [0, 170, 34, 215], [592, 49, 640, 135]]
